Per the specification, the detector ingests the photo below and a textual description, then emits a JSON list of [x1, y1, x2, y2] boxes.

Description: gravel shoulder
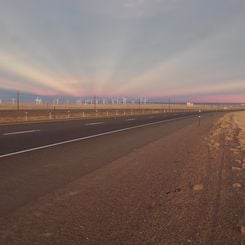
[[0, 112, 244, 244]]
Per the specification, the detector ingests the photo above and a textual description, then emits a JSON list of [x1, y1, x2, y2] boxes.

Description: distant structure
[[55, 98, 59, 104], [35, 97, 42, 104], [187, 101, 194, 107], [76, 99, 82, 104], [122, 97, 127, 104]]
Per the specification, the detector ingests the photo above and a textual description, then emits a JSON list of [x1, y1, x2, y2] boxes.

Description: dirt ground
[[0, 112, 244, 244]]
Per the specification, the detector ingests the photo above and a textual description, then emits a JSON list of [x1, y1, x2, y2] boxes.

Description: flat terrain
[[0, 102, 233, 124], [0, 112, 244, 244], [0, 102, 216, 111], [0, 108, 195, 124]]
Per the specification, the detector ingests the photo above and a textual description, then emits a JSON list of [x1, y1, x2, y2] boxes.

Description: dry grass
[[0, 109, 185, 124], [0, 103, 243, 124], [0, 102, 220, 111], [233, 111, 245, 151]]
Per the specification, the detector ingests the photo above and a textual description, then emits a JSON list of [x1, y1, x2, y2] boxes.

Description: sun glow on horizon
[[0, 0, 244, 102]]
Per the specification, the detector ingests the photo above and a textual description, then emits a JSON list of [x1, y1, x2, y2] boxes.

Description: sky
[[0, 0, 245, 102]]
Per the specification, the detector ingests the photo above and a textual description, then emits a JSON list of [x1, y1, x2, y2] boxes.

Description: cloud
[[0, 0, 244, 102], [99, 0, 186, 19], [123, 0, 184, 16]]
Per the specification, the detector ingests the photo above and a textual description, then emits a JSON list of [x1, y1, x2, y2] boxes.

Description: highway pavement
[[0, 111, 243, 244], [0, 111, 204, 217], [0, 112, 197, 157]]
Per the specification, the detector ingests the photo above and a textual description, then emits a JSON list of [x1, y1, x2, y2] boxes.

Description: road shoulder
[[0, 113, 243, 244]]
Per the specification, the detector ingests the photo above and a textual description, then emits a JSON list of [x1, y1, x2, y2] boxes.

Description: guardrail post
[[53, 106, 56, 120]]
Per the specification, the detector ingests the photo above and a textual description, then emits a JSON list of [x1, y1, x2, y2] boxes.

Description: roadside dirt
[[0, 112, 244, 244]]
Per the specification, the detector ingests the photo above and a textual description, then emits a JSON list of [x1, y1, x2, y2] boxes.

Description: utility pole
[[94, 95, 97, 113], [139, 97, 141, 113], [168, 97, 171, 112], [17, 90, 20, 111], [53, 106, 56, 120]]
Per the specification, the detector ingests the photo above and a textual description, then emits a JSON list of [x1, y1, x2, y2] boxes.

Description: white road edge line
[[3, 130, 40, 136], [85, 122, 105, 126], [125, 118, 135, 121], [0, 115, 194, 159]]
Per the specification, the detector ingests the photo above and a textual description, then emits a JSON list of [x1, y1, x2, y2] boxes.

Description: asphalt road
[[0, 112, 196, 156], [0, 112, 202, 217], [0, 111, 243, 244]]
